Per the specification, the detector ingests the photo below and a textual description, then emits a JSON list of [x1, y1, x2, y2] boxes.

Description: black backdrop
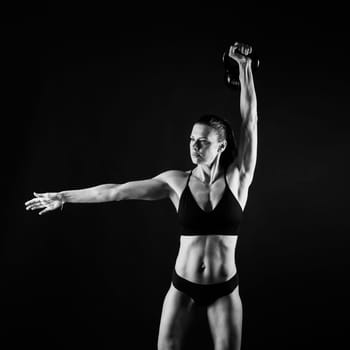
[[3, 5, 349, 350]]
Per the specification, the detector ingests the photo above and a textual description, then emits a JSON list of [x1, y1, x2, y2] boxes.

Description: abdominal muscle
[[174, 234, 238, 284]]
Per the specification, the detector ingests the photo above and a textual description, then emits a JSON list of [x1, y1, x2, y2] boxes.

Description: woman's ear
[[219, 140, 227, 152]]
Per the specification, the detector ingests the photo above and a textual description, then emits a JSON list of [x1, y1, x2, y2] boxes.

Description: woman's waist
[[175, 237, 237, 284], [174, 257, 237, 284]]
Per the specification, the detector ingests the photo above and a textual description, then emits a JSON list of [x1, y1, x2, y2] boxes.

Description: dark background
[[3, 4, 349, 350]]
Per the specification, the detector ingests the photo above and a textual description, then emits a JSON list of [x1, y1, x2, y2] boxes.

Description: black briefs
[[172, 269, 239, 306]]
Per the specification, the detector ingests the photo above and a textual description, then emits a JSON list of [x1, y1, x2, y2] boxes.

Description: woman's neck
[[195, 161, 224, 185]]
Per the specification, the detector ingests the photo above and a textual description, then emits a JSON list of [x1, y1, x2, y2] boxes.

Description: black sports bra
[[177, 169, 243, 235]]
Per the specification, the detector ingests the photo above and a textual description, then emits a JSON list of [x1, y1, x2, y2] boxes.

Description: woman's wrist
[[58, 192, 66, 210], [239, 61, 250, 82]]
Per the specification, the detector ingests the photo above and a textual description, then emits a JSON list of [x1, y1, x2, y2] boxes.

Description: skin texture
[[25, 42, 258, 350]]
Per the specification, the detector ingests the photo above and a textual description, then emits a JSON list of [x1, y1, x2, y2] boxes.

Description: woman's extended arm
[[60, 184, 121, 203], [228, 43, 258, 186], [25, 171, 173, 215]]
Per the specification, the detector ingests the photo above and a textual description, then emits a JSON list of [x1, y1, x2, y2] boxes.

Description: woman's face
[[189, 123, 226, 166]]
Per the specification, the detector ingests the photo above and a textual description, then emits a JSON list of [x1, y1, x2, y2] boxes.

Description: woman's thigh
[[207, 287, 243, 350], [157, 284, 194, 350]]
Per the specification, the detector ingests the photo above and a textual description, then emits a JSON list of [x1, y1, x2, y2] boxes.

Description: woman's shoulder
[[153, 169, 192, 186], [154, 169, 193, 196]]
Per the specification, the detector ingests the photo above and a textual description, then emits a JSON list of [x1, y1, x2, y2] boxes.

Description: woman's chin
[[191, 157, 202, 164]]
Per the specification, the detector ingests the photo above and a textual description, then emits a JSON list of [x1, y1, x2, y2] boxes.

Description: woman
[[25, 42, 258, 350]]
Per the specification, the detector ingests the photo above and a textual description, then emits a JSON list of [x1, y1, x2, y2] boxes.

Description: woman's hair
[[194, 114, 238, 170]]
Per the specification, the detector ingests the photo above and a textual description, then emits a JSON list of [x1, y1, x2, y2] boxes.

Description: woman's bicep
[[236, 118, 258, 185], [116, 177, 171, 201]]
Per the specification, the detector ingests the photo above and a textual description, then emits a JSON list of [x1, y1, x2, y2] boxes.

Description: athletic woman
[[25, 42, 258, 350]]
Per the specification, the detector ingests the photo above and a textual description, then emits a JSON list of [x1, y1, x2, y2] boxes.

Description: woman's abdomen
[[174, 235, 238, 284]]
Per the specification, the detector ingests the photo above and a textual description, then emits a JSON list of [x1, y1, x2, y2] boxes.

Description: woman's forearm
[[59, 184, 120, 204], [239, 62, 258, 123]]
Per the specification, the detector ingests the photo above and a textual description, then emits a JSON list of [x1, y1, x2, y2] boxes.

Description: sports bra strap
[[186, 169, 193, 186], [224, 167, 228, 185]]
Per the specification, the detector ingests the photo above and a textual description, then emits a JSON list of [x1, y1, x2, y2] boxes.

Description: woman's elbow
[[94, 184, 122, 202], [109, 184, 123, 202]]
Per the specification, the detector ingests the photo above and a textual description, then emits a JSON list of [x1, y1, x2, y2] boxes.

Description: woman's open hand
[[25, 192, 64, 215]]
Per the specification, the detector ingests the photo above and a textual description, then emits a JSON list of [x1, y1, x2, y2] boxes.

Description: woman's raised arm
[[228, 42, 258, 186], [24, 171, 173, 215]]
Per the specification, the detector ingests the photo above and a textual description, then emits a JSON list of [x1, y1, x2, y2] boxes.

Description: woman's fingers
[[26, 202, 44, 210], [233, 42, 253, 56], [39, 207, 51, 215], [25, 197, 44, 207], [25, 199, 34, 207], [229, 45, 242, 58], [27, 202, 46, 211], [25, 197, 54, 210], [25, 197, 43, 205], [241, 44, 252, 55], [25, 199, 38, 209]]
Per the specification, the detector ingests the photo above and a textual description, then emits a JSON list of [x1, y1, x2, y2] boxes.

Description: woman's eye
[[189, 139, 208, 144]]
